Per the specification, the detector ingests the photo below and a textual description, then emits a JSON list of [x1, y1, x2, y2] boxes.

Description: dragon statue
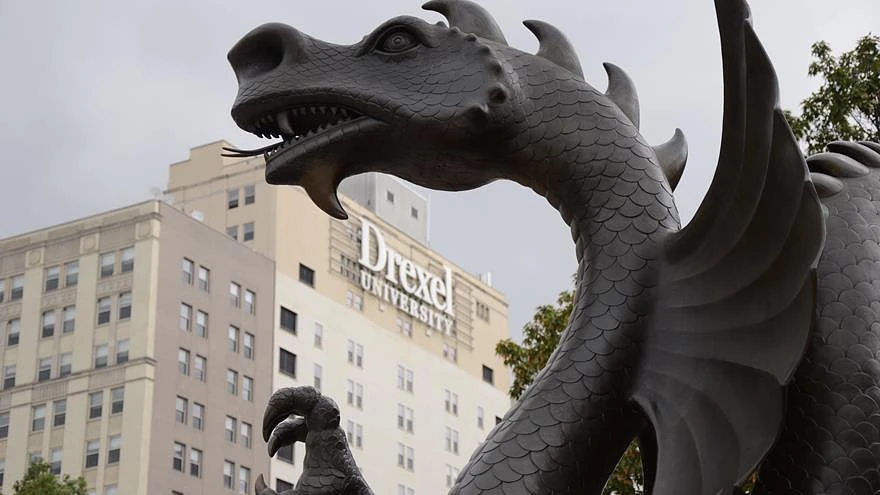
[[223, 0, 880, 493]]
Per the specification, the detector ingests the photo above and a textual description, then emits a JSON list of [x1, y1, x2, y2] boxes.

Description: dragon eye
[[377, 29, 419, 54]]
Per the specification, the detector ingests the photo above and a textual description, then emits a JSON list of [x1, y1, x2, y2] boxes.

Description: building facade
[[167, 141, 512, 494], [0, 201, 274, 495]]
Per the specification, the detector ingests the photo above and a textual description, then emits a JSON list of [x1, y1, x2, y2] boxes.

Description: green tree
[[4, 460, 87, 495], [495, 287, 643, 495], [786, 34, 880, 155]]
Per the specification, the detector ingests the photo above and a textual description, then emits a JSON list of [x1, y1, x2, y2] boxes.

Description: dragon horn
[[652, 128, 688, 191], [523, 20, 584, 78], [423, 0, 508, 45], [603, 62, 641, 129]]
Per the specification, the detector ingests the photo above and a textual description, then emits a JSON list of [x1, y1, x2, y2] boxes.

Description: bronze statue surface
[[225, 1, 880, 493]]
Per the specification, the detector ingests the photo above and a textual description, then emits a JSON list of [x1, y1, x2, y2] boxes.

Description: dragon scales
[[224, 0, 880, 493]]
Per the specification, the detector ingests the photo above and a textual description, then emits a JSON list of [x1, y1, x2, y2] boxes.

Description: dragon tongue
[[299, 165, 348, 219]]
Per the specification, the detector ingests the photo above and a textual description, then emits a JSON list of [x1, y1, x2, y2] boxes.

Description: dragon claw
[[268, 415, 309, 456], [255, 474, 278, 495]]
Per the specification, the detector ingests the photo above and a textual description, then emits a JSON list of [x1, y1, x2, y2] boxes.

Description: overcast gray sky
[[0, 1, 877, 341]]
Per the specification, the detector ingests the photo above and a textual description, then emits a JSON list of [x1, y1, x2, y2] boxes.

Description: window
[[397, 404, 414, 433], [40, 310, 55, 338], [228, 325, 239, 352], [411, 206, 419, 219], [96, 297, 111, 325], [120, 247, 134, 273], [347, 380, 354, 406], [108, 435, 121, 464], [313, 364, 322, 391], [243, 375, 254, 401], [229, 282, 241, 307], [398, 485, 415, 495], [38, 357, 51, 382], [227, 369, 238, 395], [314, 322, 323, 348], [241, 422, 252, 448], [482, 365, 495, 385], [100, 252, 115, 278], [387, 190, 395, 203], [0, 412, 8, 438], [280, 306, 297, 333], [45, 266, 60, 292], [105, 485, 117, 495], [397, 443, 414, 471], [355, 383, 364, 409], [446, 464, 460, 488], [0, 279, 4, 303], [238, 183, 255, 205], [476, 301, 490, 322], [243, 332, 254, 359], [445, 427, 460, 454], [194, 355, 206, 381], [116, 340, 129, 364], [443, 343, 458, 363], [243, 222, 255, 242], [353, 294, 363, 311], [277, 443, 294, 464], [3, 365, 15, 389], [111, 387, 124, 414], [189, 448, 202, 477], [244, 289, 255, 314], [356, 343, 364, 368], [10, 275, 23, 301], [85, 440, 100, 468], [62, 305, 75, 333], [198, 266, 210, 291], [117, 291, 132, 319], [346, 339, 355, 364], [227, 189, 239, 209], [277, 480, 294, 492], [445, 389, 459, 415], [182, 258, 194, 284], [192, 402, 205, 430], [65, 261, 79, 287], [50, 448, 62, 474], [299, 263, 315, 287], [225, 416, 237, 443], [54, 399, 66, 427], [477, 406, 485, 429], [346, 420, 364, 448], [397, 316, 412, 337], [179, 303, 192, 331], [279, 349, 296, 377], [172, 442, 185, 472], [6, 319, 19, 346], [32, 404, 46, 431], [239, 466, 251, 494], [226, 225, 239, 240], [59, 353, 72, 377], [396, 365, 407, 391], [178, 349, 190, 376], [94, 344, 108, 368], [195, 310, 208, 337], [89, 391, 103, 419], [223, 461, 236, 489], [175, 397, 188, 423]]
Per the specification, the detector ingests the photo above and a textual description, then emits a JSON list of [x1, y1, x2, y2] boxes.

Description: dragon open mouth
[[222, 105, 367, 161]]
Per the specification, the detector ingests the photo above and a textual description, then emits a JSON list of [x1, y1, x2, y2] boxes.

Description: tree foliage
[[4, 461, 87, 495], [495, 287, 643, 495], [786, 34, 880, 155]]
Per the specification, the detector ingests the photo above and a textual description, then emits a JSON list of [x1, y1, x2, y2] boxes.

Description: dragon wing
[[632, 1, 826, 494]]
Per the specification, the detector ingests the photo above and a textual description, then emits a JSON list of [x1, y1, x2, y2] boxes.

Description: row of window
[[0, 387, 124, 442], [181, 259, 210, 291], [279, 306, 324, 348], [42, 260, 79, 292], [226, 222, 255, 242], [176, 349, 255, 401], [179, 303, 256, 358], [181, 257, 257, 315], [227, 185, 256, 210], [384, 190, 421, 220], [2, 339, 128, 391], [174, 396, 254, 447], [99, 247, 135, 279], [172, 442, 251, 494]]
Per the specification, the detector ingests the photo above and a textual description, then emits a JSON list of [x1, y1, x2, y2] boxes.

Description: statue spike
[[653, 128, 688, 190], [422, 0, 508, 45], [522, 20, 584, 78], [603, 62, 641, 129]]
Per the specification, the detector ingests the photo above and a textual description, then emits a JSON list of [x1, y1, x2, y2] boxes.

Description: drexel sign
[[358, 219, 455, 333]]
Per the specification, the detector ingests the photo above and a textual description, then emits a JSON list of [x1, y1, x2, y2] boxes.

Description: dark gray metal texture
[[221, 0, 880, 493]]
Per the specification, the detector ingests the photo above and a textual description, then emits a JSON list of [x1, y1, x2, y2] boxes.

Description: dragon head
[[227, 0, 685, 219]]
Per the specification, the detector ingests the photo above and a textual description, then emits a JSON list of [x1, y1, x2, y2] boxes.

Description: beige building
[[0, 201, 275, 495], [167, 141, 512, 494]]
